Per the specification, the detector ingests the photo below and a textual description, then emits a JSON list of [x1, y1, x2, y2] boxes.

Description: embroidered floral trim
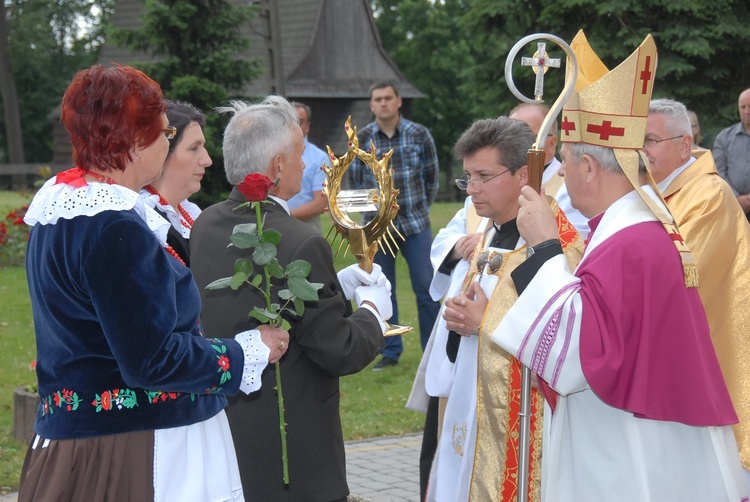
[[92, 388, 138, 412], [144, 390, 182, 404], [52, 389, 82, 412], [208, 338, 232, 385], [38, 387, 199, 415], [41, 395, 54, 416]]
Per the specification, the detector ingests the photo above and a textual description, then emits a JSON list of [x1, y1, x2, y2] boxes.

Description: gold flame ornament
[[322, 116, 405, 271], [322, 116, 412, 336]]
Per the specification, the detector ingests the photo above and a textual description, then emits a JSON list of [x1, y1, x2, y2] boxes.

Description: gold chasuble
[[465, 204, 583, 502], [663, 150, 750, 470]]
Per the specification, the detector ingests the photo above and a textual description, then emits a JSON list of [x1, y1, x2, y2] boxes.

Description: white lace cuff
[[235, 330, 271, 394]]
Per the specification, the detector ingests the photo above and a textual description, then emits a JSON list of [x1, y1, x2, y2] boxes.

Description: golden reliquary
[[322, 116, 412, 336]]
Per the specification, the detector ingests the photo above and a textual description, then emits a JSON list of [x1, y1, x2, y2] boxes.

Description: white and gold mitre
[[560, 30, 698, 287], [560, 30, 655, 151]]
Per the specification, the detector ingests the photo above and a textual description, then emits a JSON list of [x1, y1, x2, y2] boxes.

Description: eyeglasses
[[455, 168, 510, 190], [162, 126, 177, 140], [642, 135, 682, 148]]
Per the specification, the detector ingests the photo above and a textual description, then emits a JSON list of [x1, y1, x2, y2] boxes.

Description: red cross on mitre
[[586, 120, 625, 141], [639, 56, 653, 95], [561, 115, 577, 136]]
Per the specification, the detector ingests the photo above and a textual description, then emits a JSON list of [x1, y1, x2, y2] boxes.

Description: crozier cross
[[520, 42, 561, 100]]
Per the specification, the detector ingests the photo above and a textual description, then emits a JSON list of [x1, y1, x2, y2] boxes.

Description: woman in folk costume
[[447, 31, 747, 501], [140, 100, 212, 266], [19, 65, 289, 502]]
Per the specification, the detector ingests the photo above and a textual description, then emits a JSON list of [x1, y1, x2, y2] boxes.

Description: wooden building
[[85, 0, 423, 155]]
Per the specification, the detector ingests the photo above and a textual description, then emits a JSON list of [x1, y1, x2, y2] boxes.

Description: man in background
[[714, 88, 750, 221], [644, 98, 750, 490], [348, 80, 441, 369], [288, 102, 330, 233], [510, 102, 589, 239]]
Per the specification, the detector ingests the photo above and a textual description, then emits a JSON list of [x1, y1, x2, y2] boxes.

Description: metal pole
[[504, 34, 578, 502], [517, 365, 533, 502]]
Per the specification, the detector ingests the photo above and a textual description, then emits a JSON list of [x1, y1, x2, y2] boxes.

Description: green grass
[[0, 190, 464, 491], [0, 192, 31, 215], [0, 267, 34, 493]]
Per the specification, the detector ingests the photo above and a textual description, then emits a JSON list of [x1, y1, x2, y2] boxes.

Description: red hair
[[61, 65, 166, 172]]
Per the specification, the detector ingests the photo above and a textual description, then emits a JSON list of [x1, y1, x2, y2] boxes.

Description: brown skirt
[[18, 430, 155, 502]]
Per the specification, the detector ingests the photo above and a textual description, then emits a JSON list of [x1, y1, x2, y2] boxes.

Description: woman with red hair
[[19, 65, 289, 501]]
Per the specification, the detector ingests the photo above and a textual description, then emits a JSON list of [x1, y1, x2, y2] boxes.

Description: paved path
[[346, 432, 422, 502], [0, 432, 423, 502]]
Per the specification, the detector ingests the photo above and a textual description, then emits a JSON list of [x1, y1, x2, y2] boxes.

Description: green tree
[[0, 0, 111, 164], [373, 0, 474, 200], [112, 0, 263, 204], [373, 0, 750, 156], [460, 0, 750, 144]]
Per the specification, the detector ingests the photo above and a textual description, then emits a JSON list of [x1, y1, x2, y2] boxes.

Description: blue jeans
[[375, 227, 441, 361]]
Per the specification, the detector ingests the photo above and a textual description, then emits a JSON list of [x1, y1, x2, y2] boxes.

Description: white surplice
[[492, 190, 748, 502]]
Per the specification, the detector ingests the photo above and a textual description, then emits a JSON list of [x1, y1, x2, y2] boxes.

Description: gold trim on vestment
[[469, 249, 543, 502]]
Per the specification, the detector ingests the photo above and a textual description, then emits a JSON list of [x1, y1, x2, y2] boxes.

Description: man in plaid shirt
[[349, 80, 441, 369]]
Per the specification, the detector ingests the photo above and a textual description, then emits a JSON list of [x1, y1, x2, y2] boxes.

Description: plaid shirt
[[348, 117, 439, 237]]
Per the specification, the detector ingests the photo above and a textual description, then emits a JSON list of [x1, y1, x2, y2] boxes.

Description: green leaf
[[233, 258, 254, 276], [280, 319, 292, 331], [230, 230, 259, 249], [251, 274, 263, 287], [288, 277, 323, 302], [285, 260, 312, 278], [250, 307, 279, 321], [248, 310, 271, 324], [253, 242, 277, 265], [260, 229, 281, 245], [230, 272, 248, 290], [278, 289, 293, 300], [205, 277, 232, 290], [293, 297, 305, 316], [232, 223, 257, 235], [267, 258, 284, 278]]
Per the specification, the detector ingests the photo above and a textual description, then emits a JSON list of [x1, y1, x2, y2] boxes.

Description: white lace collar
[[25, 176, 171, 246], [139, 189, 202, 239]]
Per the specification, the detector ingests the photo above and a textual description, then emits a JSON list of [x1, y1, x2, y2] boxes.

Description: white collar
[[656, 157, 696, 193], [139, 189, 201, 238], [269, 195, 290, 214], [26, 176, 170, 246]]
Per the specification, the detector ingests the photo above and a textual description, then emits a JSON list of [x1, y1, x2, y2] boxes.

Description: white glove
[[354, 283, 393, 321], [337, 263, 387, 300]]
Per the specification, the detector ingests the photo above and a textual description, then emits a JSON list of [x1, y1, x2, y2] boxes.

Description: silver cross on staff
[[520, 42, 561, 100]]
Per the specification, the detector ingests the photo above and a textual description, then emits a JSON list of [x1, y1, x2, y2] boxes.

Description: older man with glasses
[[644, 98, 750, 492]]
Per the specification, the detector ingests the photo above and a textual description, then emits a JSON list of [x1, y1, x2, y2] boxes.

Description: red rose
[[237, 173, 275, 202]]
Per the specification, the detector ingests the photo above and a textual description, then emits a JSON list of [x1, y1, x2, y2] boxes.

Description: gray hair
[[649, 99, 692, 137], [569, 143, 647, 174], [454, 117, 533, 174], [217, 96, 299, 186]]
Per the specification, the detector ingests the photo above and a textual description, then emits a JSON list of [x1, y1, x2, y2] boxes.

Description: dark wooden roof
[[97, 0, 423, 99]]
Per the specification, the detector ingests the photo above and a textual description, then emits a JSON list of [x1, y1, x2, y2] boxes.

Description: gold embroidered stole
[[468, 247, 544, 502], [467, 200, 583, 502]]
